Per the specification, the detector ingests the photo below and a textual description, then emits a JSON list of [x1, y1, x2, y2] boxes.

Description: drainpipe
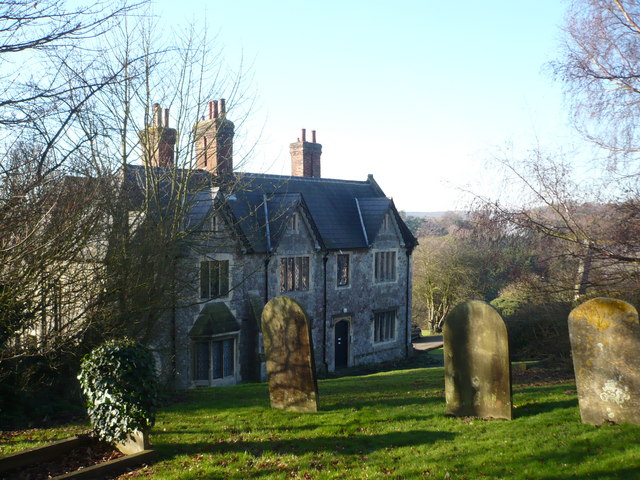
[[322, 253, 329, 372], [264, 256, 270, 305], [405, 250, 411, 359], [171, 257, 177, 384], [263, 193, 272, 305]]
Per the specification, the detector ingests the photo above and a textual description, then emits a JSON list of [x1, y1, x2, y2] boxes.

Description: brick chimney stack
[[139, 103, 177, 167], [194, 99, 235, 175], [290, 128, 322, 178]]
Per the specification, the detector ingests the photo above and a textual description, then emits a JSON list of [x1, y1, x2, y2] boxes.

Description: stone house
[[127, 100, 417, 388]]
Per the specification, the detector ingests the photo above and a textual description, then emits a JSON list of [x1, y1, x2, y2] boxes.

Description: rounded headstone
[[444, 300, 512, 420], [261, 296, 318, 412], [569, 297, 640, 425]]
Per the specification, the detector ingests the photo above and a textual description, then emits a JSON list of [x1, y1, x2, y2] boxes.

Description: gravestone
[[116, 430, 149, 455], [261, 296, 319, 412], [568, 297, 640, 425], [443, 300, 512, 420]]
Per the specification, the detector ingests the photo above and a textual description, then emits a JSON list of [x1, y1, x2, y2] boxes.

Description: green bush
[[490, 297, 523, 318], [78, 338, 157, 443]]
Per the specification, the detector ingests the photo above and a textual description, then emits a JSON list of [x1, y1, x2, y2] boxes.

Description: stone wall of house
[[266, 210, 412, 374], [162, 208, 412, 389], [323, 218, 412, 371], [266, 212, 324, 369], [167, 228, 266, 388], [236, 254, 267, 382]]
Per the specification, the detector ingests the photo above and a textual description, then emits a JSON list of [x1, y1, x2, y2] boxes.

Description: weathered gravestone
[[116, 430, 150, 455], [261, 296, 319, 412], [443, 300, 512, 420], [568, 297, 640, 425]]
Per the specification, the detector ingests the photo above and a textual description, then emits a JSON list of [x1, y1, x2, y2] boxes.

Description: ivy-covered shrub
[[78, 338, 157, 443]]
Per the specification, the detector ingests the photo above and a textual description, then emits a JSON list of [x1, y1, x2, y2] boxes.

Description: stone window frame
[[199, 254, 232, 300], [289, 212, 299, 233], [191, 332, 239, 387], [198, 209, 222, 234], [373, 249, 397, 284], [372, 308, 398, 344], [279, 255, 311, 292], [381, 213, 390, 232], [336, 252, 350, 289], [208, 213, 218, 232]]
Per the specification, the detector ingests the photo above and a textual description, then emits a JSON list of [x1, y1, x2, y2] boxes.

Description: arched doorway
[[334, 318, 350, 369]]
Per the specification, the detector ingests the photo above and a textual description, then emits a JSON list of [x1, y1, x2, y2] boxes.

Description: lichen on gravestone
[[261, 296, 319, 412], [569, 297, 640, 425], [443, 300, 512, 420]]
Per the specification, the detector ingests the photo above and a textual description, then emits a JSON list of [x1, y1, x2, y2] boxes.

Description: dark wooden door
[[335, 319, 349, 369]]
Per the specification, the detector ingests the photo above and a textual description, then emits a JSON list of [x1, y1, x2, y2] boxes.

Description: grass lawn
[[428, 347, 443, 358], [3, 364, 640, 479]]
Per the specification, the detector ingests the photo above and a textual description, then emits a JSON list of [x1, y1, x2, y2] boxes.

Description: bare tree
[[476, 144, 640, 304], [556, 0, 640, 165], [0, 1, 141, 372], [0, 0, 138, 126], [411, 211, 538, 332], [0, 3, 254, 395], [74, 17, 254, 343]]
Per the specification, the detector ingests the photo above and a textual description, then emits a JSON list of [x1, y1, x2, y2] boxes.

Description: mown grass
[[3, 365, 640, 479], [0, 422, 89, 456]]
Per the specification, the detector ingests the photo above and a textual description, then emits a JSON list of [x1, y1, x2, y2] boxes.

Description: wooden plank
[[0, 436, 85, 472], [52, 450, 156, 480]]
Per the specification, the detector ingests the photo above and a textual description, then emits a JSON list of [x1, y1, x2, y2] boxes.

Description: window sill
[[373, 338, 397, 346]]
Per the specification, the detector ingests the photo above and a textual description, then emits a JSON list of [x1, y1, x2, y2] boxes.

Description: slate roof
[[122, 165, 417, 254], [189, 302, 240, 337], [225, 173, 417, 252]]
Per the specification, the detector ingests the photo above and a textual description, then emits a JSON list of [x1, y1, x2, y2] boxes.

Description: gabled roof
[[356, 197, 392, 246], [122, 165, 417, 253], [189, 302, 240, 337], [225, 173, 416, 252], [122, 164, 211, 213]]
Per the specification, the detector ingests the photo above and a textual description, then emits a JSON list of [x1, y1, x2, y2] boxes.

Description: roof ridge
[[236, 171, 370, 185], [124, 165, 372, 186]]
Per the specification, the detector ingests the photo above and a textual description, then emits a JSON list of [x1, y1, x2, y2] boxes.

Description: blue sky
[[159, 0, 574, 212]]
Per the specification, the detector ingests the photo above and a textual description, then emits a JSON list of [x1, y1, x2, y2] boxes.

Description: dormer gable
[[267, 194, 322, 253], [355, 197, 400, 247]]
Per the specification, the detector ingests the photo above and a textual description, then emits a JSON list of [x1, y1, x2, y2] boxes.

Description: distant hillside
[[405, 211, 460, 218], [402, 211, 468, 237]]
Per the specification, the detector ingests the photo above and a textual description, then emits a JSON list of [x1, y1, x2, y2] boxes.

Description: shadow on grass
[[156, 429, 456, 460], [320, 393, 443, 411], [164, 371, 445, 414], [320, 351, 441, 379], [157, 413, 443, 437], [517, 430, 640, 480], [514, 398, 579, 418]]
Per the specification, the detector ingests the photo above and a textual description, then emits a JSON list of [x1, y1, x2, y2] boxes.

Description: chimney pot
[[220, 98, 226, 116], [194, 100, 234, 175], [152, 103, 161, 126], [290, 128, 322, 178], [139, 103, 177, 168]]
